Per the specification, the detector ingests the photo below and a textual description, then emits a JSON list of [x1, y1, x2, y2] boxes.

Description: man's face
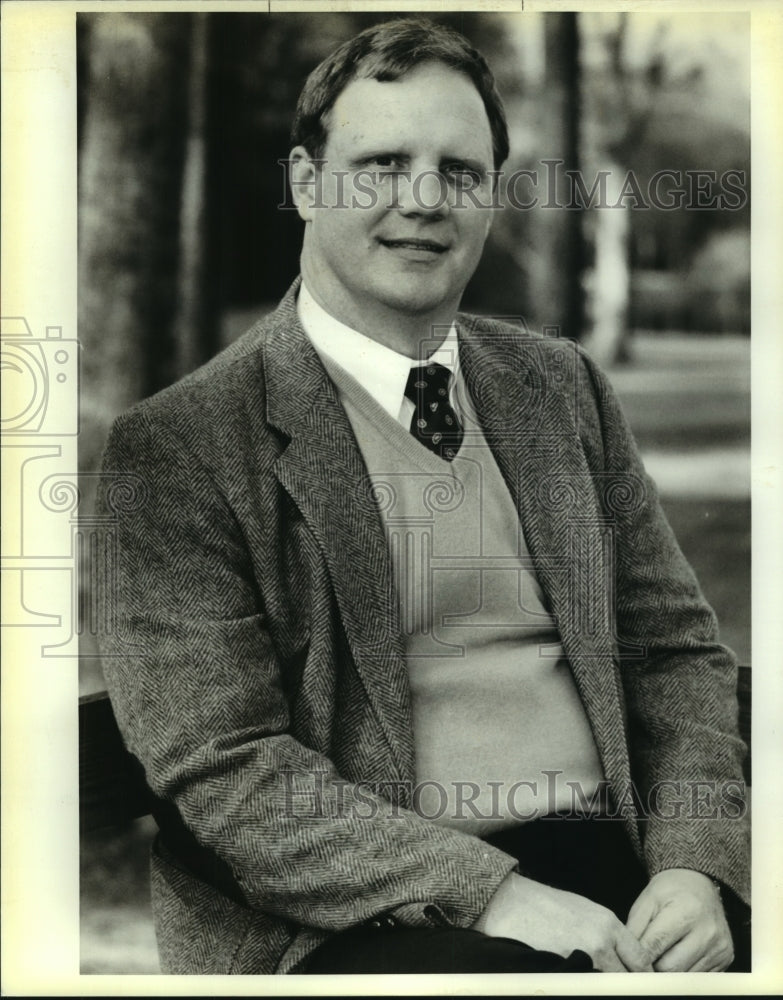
[[291, 61, 496, 343]]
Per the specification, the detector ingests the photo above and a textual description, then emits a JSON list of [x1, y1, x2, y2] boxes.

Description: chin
[[377, 282, 457, 317], [390, 299, 448, 319]]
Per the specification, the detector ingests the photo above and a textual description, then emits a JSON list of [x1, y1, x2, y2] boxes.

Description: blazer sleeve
[[96, 406, 518, 933], [577, 348, 750, 907]]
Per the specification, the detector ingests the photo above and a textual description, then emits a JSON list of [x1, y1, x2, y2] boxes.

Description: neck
[[300, 261, 458, 360]]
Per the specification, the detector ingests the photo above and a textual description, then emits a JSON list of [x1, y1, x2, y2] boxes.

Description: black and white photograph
[[2, 1, 782, 993]]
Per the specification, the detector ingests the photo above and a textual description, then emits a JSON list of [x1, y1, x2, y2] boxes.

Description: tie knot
[[404, 363, 453, 406]]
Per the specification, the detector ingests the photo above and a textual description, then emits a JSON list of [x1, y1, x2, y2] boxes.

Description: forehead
[[324, 61, 493, 163]]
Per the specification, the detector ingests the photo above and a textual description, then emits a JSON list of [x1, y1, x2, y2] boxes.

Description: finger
[[625, 891, 657, 940], [652, 929, 711, 973], [690, 947, 735, 973], [656, 932, 734, 973], [615, 927, 655, 972], [638, 908, 689, 963], [591, 947, 628, 973], [687, 929, 735, 973]]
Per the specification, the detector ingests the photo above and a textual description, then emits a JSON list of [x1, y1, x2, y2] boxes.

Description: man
[[97, 18, 749, 975]]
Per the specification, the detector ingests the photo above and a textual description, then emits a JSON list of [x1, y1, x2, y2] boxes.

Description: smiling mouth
[[379, 238, 448, 254]]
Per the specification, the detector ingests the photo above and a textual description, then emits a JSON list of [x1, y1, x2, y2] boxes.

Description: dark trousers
[[304, 814, 750, 974]]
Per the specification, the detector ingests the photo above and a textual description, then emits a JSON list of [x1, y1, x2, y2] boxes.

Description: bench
[[80, 667, 752, 832]]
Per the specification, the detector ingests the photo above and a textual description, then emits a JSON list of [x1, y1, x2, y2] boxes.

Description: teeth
[[386, 241, 443, 251]]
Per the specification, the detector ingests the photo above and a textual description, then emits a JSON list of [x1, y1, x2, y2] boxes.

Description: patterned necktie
[[404, 362, 464, 462]]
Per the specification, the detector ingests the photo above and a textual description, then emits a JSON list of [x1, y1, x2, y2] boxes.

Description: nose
[[395, 166, 449, 218]]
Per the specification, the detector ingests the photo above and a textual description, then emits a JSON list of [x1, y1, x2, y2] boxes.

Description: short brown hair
[[291, 18, 509, 171]]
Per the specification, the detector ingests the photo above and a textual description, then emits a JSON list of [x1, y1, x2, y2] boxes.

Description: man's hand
[[626, 868, 734, 972], [474, 872, 654, 972]]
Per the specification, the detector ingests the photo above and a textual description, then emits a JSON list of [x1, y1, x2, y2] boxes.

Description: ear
[[289, 146, 320, 222]]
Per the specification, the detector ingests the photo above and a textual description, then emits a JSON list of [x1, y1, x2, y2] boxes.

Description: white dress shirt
[[297, 282, 465, 429]]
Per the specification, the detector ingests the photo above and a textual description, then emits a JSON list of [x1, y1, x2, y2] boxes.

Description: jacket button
[[369, 919, 382, 929], [383, 915, 397, 929], [424, 904, 446, 925]]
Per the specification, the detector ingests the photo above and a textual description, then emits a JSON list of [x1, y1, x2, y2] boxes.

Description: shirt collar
[[297, 281, 460, 422]]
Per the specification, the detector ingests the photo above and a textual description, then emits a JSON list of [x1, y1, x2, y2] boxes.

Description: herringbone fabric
[[96, 277, 749, 975]]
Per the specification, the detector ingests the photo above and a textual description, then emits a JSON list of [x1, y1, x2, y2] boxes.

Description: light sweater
[[320, 353, 606, 834]]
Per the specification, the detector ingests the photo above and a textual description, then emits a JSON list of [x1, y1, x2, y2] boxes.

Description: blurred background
[[77, 10, 750, 973]]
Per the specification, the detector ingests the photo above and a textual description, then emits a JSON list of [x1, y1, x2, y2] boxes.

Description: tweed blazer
[[97, 279, 749, 975]]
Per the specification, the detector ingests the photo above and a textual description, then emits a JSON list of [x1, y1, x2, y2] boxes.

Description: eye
[[444, 164, 484, 189], [368, 155, 404, 172]]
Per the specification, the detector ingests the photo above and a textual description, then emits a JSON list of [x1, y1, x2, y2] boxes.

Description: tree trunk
[[78, 13, 192, 474], [582, 161, 631, 366], [531, 13, 585, 341], [173, 12, 220, 377]]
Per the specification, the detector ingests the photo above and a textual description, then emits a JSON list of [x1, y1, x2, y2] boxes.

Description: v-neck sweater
[[321, 352, 606, 834]]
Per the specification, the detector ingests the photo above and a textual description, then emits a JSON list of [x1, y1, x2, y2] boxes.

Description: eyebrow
[[349, 151, 409, 167], [349, 151, 491, 175]]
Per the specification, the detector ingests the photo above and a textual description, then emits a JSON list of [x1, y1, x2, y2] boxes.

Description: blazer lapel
[[258, 291, 635, 834], [263, 288, 414, 783], [458, 319, 636, 835]]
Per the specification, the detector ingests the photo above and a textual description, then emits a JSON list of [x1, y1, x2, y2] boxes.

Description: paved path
[[609, 333, 749, 499], [641, 446, 749, 498]]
